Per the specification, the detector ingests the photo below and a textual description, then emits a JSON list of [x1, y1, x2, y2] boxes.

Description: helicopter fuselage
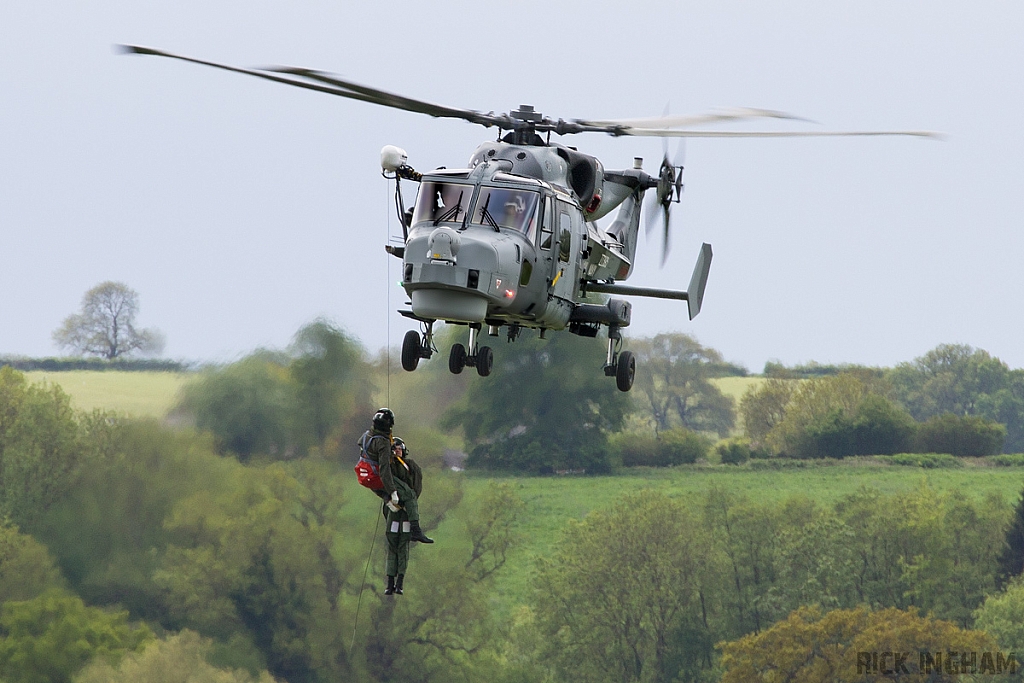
[[400, 143, 636, 335]]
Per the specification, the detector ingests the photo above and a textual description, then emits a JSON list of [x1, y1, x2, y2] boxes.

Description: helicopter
[[120, 45, 937, 391]]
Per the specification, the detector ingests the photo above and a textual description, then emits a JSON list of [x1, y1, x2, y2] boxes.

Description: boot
[[384, 575, 395, 596], [409, 521, 434, 544], [394, 574, 404, 595]]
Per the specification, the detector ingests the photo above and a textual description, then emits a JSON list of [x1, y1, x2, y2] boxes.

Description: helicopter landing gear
[[449, 344, 466, 374], [448, 324, 493, 377], [602, 326, 635, 392], [401, 322, 435, 372]]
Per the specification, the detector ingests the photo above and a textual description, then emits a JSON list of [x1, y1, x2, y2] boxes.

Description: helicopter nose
[[427, 227, 461, 264]]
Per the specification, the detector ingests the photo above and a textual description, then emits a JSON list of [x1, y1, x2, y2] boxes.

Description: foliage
[[991, 453, 1024, 467], [890, 343, 1010, 419], [738, 378, 794, 445], [974, 577, 1024, 653], [534, 491, 715, 683], [763, 360, 885, 379], [611, 428, 711, 467], [176, 321, 373, 461], [0, 523, 65, 604], [1, 357, 188, 372], [915, 413, 1006, 457], [0, 367, 91, 526], [889, 343, 1024, 452], [996, 486, 1024, 587], [632, 333, 737, 437], [52, 282, 164, 360], [74, 629, 277, 683], [719, 605, 998, 683], [288, 319, 372, 458], [766, 374, 913, 459], [177, 353, 295, 461], [445, 331, 630, 474], [0, 589, 152, 683], [716, 438, 751, 465]]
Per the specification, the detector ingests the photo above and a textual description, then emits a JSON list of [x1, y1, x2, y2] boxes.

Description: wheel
[[401, 330, 421, 371], [615, 350, 635, 392], [449, 343, 467, 374], [476, 346, 493, 377]]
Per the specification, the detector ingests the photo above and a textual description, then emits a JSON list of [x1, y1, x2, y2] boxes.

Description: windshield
[[412, 182, 473, 226], [471, 187, 540, 239]]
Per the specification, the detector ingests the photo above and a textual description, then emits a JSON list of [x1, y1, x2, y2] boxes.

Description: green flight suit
[[360, 428, 419, 523], [384, 507, 411, 577]]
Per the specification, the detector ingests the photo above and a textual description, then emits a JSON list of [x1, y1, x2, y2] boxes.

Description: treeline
[[0, 356, 191, 372], [6, 321, 1024, 681]]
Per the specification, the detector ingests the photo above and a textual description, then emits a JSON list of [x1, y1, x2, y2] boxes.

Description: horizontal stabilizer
[[581, 242, 713, 320]]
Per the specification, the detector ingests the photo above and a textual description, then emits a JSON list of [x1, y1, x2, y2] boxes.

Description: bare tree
[[53, 281, 165, 359]]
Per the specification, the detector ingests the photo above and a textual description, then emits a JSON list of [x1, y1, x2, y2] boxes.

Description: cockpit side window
[[411, 182, 474, 226], [557, 211, 572, 262], [538, 198, 554, 250], [470, 188, 540, 238]]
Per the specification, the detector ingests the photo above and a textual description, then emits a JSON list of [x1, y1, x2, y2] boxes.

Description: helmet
[[372, 408, 395, 432], [393, 437, 406, 453]]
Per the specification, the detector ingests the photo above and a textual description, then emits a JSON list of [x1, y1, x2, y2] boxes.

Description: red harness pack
[[355, 432, 386, 491]]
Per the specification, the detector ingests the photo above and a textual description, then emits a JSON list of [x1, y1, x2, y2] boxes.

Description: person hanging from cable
[[355, 408, 434, 596]]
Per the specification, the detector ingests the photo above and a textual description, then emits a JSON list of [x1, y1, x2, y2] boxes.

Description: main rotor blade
[[578, 107, 809, 130], [618, 128, 943, 139], [118, 45, 508, 129], [266, 67, 506, 127]]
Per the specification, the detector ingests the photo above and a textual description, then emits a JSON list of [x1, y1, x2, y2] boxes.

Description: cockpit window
[[412, 182, 474, 226], [471, 188, 540, 239]]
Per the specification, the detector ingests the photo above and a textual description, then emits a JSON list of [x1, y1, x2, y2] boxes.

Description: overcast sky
[[2, 1, 1022, 372]]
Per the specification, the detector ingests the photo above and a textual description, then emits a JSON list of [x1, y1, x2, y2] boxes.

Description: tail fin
[[686, 243, 713, 320]]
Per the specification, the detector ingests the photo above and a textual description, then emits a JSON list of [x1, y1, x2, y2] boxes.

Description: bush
[[915, 413, 1006, 457], [615, 429, 711, 467], [716, 438, 751, 465], [885, 453, 963, 469], [991, 454, 1024, 467]]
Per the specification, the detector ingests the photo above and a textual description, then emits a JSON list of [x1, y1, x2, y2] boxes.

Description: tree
[[889, 343, 1009, 420], [0, 367, 85, 526], [0, 589, 152, 683], [288, 319, 372, 457], [996, 487, 1024, 587], [533, 491, 715, 683], [765, 374, 909, 458], [75, 630, 277, 683], [739, 378, 794, 446], [719, 605, 999, 683], [444, 331, 630, 474], [632, 333, 736, 437], [176, 352, 295, 461], [974, 578, 1024, 653], [53, 281, 164, 359]]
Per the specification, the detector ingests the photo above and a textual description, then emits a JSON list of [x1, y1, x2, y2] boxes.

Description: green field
[[463, 462, 1024, 608], [24, 370, 191, 417]]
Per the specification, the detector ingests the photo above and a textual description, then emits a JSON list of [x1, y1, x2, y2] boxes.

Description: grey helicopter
[[121, 45, 937, 391]]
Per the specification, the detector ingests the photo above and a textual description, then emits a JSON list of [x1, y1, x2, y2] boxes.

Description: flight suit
[[361, 428, 420, 523]]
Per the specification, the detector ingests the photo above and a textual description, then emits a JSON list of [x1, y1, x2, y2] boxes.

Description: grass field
[[463, 462, 1024, 610], [24, 371, 191, 417]]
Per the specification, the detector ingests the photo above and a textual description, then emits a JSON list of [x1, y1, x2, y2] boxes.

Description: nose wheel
[[448, 324, 493, 377], [401, 323, 435, 372]]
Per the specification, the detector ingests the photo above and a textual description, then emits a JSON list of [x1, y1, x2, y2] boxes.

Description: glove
[[386, 490, 402, 512]]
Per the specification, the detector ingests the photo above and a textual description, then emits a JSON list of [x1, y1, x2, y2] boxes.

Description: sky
[[2, 1, 1023, 372]]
